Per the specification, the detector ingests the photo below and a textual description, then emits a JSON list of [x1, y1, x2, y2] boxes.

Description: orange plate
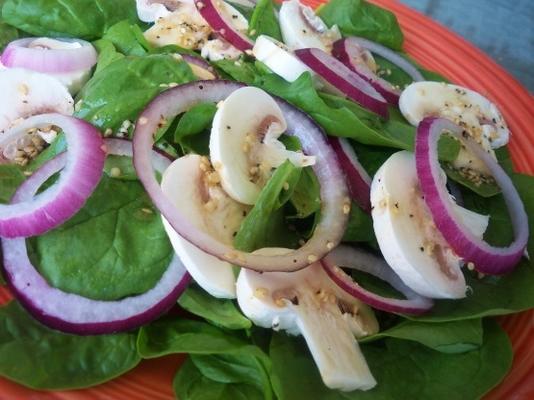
[[1, 0, 533, 398]]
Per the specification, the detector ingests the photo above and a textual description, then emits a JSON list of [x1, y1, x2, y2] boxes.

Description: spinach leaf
[[289, 166, 321, 219], [76, 54, 196, 131], [101, 20, 150, 57], [30, 174, 173, 301], [318, 0, 404, 50], [342, 203, 376, 245], [351, 142, 396, 178], [92, 39, 125, 74], [0, 301, 140, 389], [137, 318, 267, 360], [214, 59, 259, 84], [443, 163, 501, 198], [0, 163, 24, 204], [174, 102, 217, 146], [372, 53, 449, 90], [140, 318, 273, 399], [270, 319, 511, 400], [173, 357, 265, 400], [0, 21, 17, 51], [249, 0, 282, 41], [178, 285, 252, 330], [103, 155, 138, 180], [2, 0, 139, 40], [361, 319, 484, 354], [415, 260, 534, 322], [191, 353, 273, 400], [234, 160, 302, 252]]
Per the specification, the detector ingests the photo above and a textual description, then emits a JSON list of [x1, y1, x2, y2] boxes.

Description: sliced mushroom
[[237, 248, 378, 391]]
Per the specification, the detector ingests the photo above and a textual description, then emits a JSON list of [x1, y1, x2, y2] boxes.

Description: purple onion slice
[[0, 114, 106, 238], [132, 80, 350, 272], [322, 245, 434, 315], [1, 37, 97, 74], [195, 0, 254, 51], [2, 138, 190, 335], [415, 117, 528, 274], [295, 47, 388, 118], [328, 137, 372, 213]]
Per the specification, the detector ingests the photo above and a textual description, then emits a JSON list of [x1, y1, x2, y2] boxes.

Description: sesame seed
[[110, 167, 122, 178], [138, 117, 148, 125], [308, 254, 318, 263]]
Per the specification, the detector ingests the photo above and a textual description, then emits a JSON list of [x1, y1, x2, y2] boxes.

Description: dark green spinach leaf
[[249, 0, 282, 41], [0, 301, 140, 389], [0, 163, 24, 204], [0, 21, 17, 51], [190, 353, 273, 400], [361, 319, 484, 354], [174, 102, 217, 145], [178, 285, 251, 330], [92, 39, 125, 74], [101, 20, 150, 57], [342, 202, 376, 245], [270, 319, 511, 400], [289, 166, 321, 219], [2, 0, 139, 39], [318, 0, 404, 50], [30, 174, 173, 301], [234, 160, 302, 252], [137, 318, 267, 360], [76, 54, 196, 130], [173, 357, 265, 400]]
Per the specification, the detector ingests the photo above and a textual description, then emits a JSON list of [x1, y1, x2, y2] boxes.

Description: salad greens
[[75, 54, 196, 131], [178, 285, 252, 331], [29, 174, 173, 301], [360, 318, 484, 354], [269, 320, 511, 400], [101, 20, 151, 57], [0, 302, 140, 389], [0, 0, 531, 398], [318, 0, 404, 50], [234, 160, 302, 252], [249, 0, 283, 41], [1, 0, 140, 40]]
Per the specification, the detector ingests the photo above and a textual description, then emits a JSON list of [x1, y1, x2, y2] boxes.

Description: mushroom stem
[[293, 290, 376, 391]]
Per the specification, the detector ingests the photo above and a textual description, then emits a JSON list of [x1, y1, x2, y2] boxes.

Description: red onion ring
[[1, 139, 190, 335], [132, 80, 349, 272], [333, 37, 424, 105], [322, 245, 434, 315], [294, 48, 388, 118], [416, 117, 529, 274], [195, 0, 253, 51], [328, 137, 372, 213], [333, 39, 396, 104], [1, 38, 97, 74], [0, 114, 105, 238]]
